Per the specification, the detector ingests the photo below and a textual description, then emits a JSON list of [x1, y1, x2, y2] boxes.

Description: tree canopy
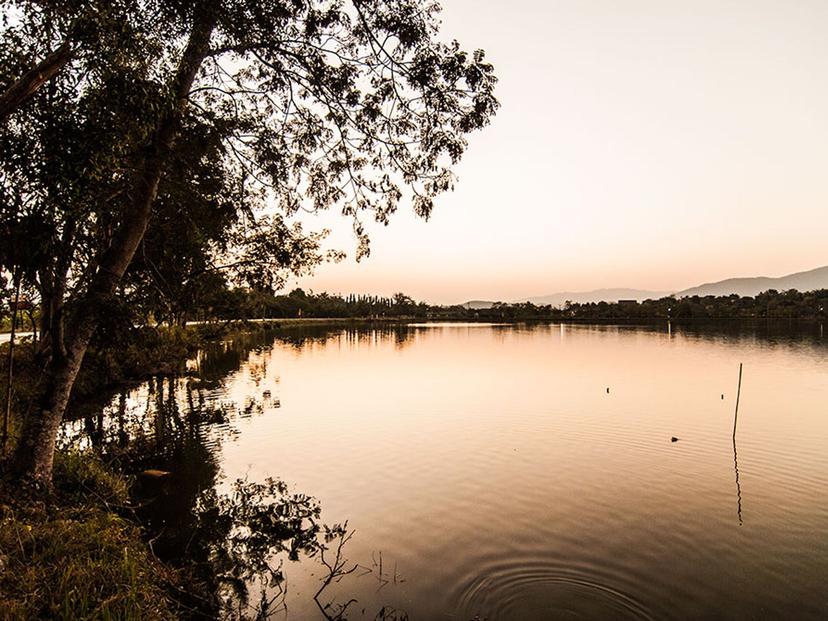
[[0, 0, 498, 481]]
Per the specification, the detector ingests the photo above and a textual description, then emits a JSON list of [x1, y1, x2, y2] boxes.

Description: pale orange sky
[[294, 0, 828, 304]]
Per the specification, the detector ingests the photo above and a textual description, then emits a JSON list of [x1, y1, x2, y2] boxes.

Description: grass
[[0, 511, 176, 620], [0, 452, 179, 621]]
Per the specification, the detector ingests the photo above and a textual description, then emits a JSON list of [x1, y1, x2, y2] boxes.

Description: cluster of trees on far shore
[[511, 288, 828, 322], [4, 286, 826, 334], [161, 286, 828, 323]]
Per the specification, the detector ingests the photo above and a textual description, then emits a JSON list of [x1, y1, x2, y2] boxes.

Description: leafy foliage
[[0, 0, 498, 337], [0, 0, 497, 484]]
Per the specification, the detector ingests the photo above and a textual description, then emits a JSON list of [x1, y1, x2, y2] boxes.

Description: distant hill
[[467, 265, 828, 310], [675, 265, 828, 298], [524, 288, 668, 307]]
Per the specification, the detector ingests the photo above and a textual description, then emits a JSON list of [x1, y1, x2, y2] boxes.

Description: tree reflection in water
[[59, 326, 415, 620]]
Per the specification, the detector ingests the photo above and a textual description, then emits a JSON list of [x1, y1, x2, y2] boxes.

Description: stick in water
[[732, 362, 743, 441]]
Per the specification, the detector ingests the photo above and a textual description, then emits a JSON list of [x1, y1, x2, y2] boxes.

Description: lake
[[62, 322, 828, 620]]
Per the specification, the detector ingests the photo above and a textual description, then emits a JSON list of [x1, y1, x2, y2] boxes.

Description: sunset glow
[[296, 0, 828, 303]]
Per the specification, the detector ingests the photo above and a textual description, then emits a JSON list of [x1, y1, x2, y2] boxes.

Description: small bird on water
[[671, 437, 679, 442], [606, 387, 610, 394]]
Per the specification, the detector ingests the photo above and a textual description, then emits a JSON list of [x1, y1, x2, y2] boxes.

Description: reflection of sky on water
[[63, 323, 828, 620]]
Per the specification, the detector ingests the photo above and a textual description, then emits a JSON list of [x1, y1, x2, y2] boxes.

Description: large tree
[[0, 0, 498, 483]]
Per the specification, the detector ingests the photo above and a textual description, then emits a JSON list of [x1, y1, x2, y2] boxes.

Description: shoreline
[[2, 314, 824, 343]]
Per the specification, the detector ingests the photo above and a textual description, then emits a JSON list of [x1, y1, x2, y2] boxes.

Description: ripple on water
[[454, 557, 656, 621]]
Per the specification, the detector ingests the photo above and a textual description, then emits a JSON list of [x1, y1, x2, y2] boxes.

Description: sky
[[294, 0, 828, 304]]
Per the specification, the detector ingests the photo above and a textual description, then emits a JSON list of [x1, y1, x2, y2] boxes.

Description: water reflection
[[733, 433, 743, 526], [62, 322, 828, 620], [732, 363, 744, 526], [62, 326, 423, 620]]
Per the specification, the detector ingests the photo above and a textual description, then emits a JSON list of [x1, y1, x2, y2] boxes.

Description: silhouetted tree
[[1, 0, 498, 482]]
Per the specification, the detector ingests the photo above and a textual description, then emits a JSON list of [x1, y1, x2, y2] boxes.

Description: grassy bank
[[0, 452, 181, 620]]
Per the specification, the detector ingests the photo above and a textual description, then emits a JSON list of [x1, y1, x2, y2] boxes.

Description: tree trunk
[[11, 354, 83, 480], [0, 42, 74, 121], [12, 11, 216, 483]]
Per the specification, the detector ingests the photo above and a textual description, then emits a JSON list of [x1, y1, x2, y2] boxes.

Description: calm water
[[64, 323, 828, 619]]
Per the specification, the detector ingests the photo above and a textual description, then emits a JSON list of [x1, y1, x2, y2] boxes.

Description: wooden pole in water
[[732, 362, 743, 441]]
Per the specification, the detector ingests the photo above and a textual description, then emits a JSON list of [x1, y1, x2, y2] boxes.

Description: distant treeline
[[201, 287, 828, 323], [5, 287, 827, 331]]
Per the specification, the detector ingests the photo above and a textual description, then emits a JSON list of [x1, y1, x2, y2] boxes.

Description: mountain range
[[672, 264, 828, 298], [463, 265, 828, 308]]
